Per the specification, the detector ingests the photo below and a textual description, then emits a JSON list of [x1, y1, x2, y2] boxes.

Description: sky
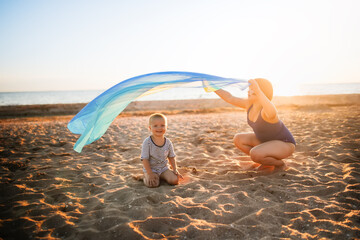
[[0, 0, 359, 95]]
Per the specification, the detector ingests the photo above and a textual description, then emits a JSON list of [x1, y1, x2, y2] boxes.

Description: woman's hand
[[248, 79, 262, 95]]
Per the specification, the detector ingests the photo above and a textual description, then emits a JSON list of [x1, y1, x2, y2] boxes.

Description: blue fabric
[[68, 71, 248, 152]]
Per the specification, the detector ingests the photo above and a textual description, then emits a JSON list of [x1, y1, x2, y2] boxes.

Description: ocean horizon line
[[0, 82, 359, 106], [1, 81, 360, 94]]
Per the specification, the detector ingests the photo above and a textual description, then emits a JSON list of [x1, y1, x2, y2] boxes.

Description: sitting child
[[140, 113, 182, 187]]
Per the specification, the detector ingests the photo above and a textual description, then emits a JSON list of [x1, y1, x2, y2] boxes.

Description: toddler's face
[[149, 118, 167, 137]]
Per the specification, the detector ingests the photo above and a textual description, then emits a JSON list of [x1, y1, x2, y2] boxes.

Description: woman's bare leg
[[233, 133, 261, 155], [249, 140, 295, 167]]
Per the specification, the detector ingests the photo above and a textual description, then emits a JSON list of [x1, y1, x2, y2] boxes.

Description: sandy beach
[[0, 94, 359, 239]]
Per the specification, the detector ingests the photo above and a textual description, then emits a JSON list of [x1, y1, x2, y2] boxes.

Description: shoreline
[[0, 94, 359, 119]]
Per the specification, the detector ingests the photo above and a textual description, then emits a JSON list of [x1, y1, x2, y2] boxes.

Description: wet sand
[[0, 94, 359, 239]]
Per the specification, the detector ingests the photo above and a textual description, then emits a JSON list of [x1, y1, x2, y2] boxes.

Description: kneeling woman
[[215, 78, 295, 169]]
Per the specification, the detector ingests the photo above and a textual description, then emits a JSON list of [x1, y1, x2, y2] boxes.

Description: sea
[[0, 82, 359, 106]]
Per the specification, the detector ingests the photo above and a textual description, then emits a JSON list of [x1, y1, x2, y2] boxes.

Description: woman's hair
[[255, 78, 273, 100], [149, 113, 167, 125]]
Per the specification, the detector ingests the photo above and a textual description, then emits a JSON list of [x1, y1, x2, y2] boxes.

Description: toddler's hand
[[173, 169, 183, 179], [148, 172, 158, 186]]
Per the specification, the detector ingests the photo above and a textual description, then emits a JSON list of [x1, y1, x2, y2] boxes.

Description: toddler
[[141, 113, 182, 187]]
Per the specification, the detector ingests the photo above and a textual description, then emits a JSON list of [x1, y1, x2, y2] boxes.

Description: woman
[[215, 78, 295, 169]]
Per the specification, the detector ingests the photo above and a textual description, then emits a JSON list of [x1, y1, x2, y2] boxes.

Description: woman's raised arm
[[248, 79, 278, 121], [214, 89, 248, 109]]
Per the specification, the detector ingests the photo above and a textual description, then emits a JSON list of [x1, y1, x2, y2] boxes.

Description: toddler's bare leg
[[160, 170, 179, 185]]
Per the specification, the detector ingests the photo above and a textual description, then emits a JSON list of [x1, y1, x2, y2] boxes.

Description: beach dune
[[0, 94, 359, 239]]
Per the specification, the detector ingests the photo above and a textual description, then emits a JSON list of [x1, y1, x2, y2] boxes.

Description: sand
[[0, 94, 359, 239]]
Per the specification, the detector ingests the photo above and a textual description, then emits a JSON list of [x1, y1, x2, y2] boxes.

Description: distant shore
[[0, 94, 359, 119]]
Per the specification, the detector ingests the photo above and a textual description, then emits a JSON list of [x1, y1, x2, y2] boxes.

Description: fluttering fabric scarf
[[68, 71, 248, 152]]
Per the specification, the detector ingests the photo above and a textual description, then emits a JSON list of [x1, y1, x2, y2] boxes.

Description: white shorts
[[143, 166, 169, 175]]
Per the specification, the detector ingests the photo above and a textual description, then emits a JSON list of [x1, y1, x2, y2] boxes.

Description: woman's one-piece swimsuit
[[247, 105, 296, 145]]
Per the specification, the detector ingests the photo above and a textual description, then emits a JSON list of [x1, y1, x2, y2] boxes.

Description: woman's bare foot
[[255, 164, 275, 171], [275, 162, 288, 171]]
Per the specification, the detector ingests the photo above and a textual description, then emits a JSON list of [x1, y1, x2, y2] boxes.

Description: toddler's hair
[[149, 113, 167, 125]]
